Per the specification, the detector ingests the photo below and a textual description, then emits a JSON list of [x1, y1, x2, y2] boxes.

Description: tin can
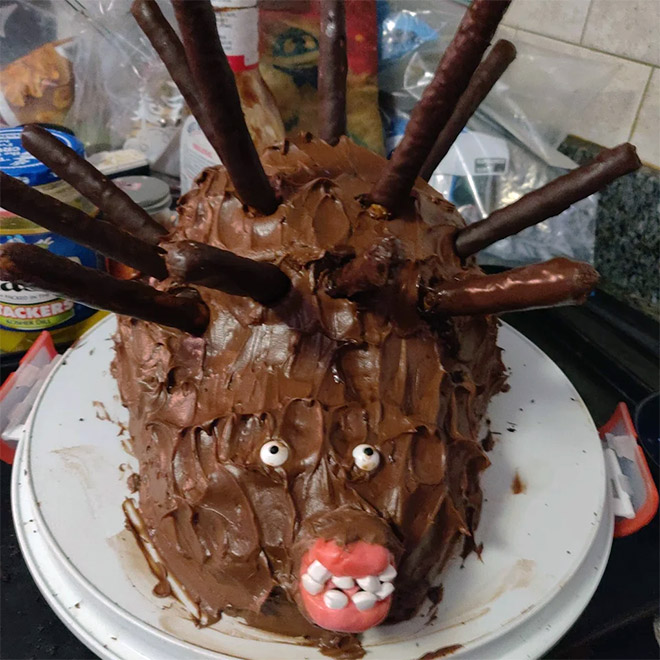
[[0, 126, 105, 356]]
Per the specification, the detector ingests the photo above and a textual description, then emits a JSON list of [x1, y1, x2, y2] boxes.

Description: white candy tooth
[[376, 581, 395, 600], [302, 573, 324, 595], [356, 575, 381, 593], [307, 560, 331, 583], [331, 576, 355, 590], [352, 591, 378, 611], [323, 589, 349, 610], [379, 565, 397, 582]]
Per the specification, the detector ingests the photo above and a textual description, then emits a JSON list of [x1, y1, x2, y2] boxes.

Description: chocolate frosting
[[112, 136, 506, 651], [422, 257, 600, 316]]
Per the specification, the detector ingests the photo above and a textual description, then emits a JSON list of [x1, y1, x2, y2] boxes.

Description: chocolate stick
[[370, 0, 511, 212], [0, 243, 209, 335], [165, 240, 291, 306], [131, 0, 216, 152], [326, 238, 396, 298], [455, 143, 641, 258], [171, 0, 278, 214], [420, 40, 516, 182], [0, 172, 167, 280], [318, 0, 347, 145], [422, 258, 599, 316], [21, 125, 166, 245]]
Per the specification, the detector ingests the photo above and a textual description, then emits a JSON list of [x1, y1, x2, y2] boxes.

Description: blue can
[[0, 126, 105, 354]]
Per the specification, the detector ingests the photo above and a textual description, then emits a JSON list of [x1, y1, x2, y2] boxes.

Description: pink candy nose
[[299, 539, 397, 633]]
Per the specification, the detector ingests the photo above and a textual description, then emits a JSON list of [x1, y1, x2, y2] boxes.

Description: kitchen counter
[[560, 136, 660, 321]]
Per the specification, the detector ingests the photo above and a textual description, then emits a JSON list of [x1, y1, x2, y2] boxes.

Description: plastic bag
[[65, 0, 184, 174], [430, 113, 598, 267], [0, 0, 185, 174], [378, 0, 615, 266], [0, 1, 82, 128]]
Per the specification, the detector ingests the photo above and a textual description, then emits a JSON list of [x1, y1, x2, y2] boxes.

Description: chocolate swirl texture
[[112, 137, 506, 648]]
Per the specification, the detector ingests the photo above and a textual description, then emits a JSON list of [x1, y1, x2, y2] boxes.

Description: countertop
[[559, 136, 660, 321]]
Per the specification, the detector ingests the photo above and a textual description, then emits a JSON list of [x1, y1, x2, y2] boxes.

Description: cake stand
[[12, 315, 612, 659]]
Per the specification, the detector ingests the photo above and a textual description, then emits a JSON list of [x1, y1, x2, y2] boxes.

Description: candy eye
[[352, 444, 380, 471], [260, 440, 289, 467]]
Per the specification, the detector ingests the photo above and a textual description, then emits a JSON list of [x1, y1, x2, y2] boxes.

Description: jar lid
[[113, 175, 171, 214], [211, 0, 256, 8], [0, 126, 84, 186]]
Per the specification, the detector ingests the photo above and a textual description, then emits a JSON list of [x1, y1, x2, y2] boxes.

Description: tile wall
[[496, 0, 659, 168]]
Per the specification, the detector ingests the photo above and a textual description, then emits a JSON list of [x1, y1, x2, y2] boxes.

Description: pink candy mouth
[[299, 539, 396, 633]]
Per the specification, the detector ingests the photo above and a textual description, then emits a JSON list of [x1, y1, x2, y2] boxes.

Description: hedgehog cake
[[0, 0, 641, 656]]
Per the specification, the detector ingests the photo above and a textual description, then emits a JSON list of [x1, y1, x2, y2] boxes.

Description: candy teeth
[[352, 590, 378, 611], [376, 581, 395, 600], [356, 575, 381, 593], [331, 575, 355, 590], [323, 589, 349, 610], [307, 560, 331, 583], [303, 558, 397, 610], [379, 564, 397, 582], [302, 573, 325, 595]]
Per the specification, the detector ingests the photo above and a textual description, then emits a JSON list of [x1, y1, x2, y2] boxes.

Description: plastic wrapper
[[0, 331, 60, 463], [378, 0, 615, 267]]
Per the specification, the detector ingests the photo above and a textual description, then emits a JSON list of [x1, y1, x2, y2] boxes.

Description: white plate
[[12, 427, 614, 660], [16, 315, 609, 659]]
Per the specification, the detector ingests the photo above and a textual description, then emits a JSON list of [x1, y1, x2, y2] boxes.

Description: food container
[[105, 176, 172, 280], [113, 175, 173, 228], [0, 126, 105, 356], [179, 0, 285, 194]]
